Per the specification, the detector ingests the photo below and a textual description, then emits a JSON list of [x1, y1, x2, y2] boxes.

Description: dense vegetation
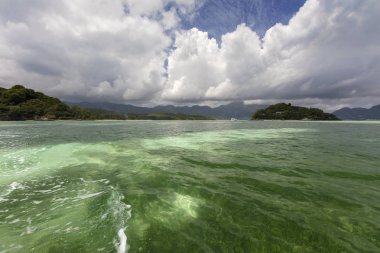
[[0, 85, 126, 120], [127, 113, 214, 120], [252, 103, 339, 120]]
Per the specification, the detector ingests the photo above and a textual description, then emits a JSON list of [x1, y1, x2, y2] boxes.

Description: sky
[[0, 0, 379, 110]]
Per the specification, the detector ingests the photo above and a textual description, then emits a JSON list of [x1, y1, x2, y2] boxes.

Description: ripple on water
[[143, 128, 314, 150], [0, 142, 120, 186], [0, 175, 132, 253], [1, 122, 380, 252]]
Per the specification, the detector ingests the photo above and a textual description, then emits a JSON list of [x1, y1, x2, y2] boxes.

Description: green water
[[0, 121, 379, 253]]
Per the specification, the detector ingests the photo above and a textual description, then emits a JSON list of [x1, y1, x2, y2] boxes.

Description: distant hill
[[127, 113, 214, 120], [252, 103, 339, 120], [333, 105, 380, 120], [0, 85, 126, 120], [67, 101, 267, 120]]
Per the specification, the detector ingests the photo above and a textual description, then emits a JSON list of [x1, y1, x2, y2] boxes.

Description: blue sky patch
[[179, 0, 306, 38]]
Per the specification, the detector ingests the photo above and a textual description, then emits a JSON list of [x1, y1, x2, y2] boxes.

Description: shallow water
[[0, 121, 379, 253]]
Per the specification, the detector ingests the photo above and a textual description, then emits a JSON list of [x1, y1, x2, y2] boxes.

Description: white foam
[[9, 219, 20, 224], [80, 178, 109, 184], [117, 228, 127, 253], [76, 191, 103, 200], [64, 226, 80, 233], [0, 182, 25, 201], [10, 182, 23, 190], [107, 188, 132, 253], [25, 226, 35, 235], [5, 215, 14, 219], [22, 217, 36, 235], [35, 189, 60, 194]]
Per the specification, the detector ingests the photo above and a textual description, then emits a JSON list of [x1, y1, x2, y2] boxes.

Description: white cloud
[[0, 0, 379, 108], [163, 28, 225, 101], [0, 0, 171, 102], [163, 0, 380, 107]]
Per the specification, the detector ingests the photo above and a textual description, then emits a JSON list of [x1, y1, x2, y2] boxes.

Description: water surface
[[1, 121, 379, 252]]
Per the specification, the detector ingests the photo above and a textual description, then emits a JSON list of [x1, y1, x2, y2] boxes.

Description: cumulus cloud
[[0, 0, 379, 108], [0, 0, 175, 103], [163, 0, 380, 108], [163, 28, 225, 101]]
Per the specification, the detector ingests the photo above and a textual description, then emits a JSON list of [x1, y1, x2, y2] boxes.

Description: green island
[[0, 85, 214, 121], [0, 85, 125, 120], [252, 103, 339, 120]]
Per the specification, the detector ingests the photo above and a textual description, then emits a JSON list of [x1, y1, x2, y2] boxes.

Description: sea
[[0, 120, 379, 253]]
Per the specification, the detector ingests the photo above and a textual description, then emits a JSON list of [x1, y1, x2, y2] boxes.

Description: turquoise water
[[0, 121, 379, 253]]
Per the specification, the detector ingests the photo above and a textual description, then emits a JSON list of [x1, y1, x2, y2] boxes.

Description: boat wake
[[104, 187, 132, 253], [117, 228, 127, 253]]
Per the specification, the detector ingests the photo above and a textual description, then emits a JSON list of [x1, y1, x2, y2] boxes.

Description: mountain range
[[69, 101, 380, 120], [333, 105, 380, 120], [67, 101, 268, 120]]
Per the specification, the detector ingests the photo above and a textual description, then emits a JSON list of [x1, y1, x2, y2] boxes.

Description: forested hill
[[252, 103, 339, 120], [0, 85, 126, 120]]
